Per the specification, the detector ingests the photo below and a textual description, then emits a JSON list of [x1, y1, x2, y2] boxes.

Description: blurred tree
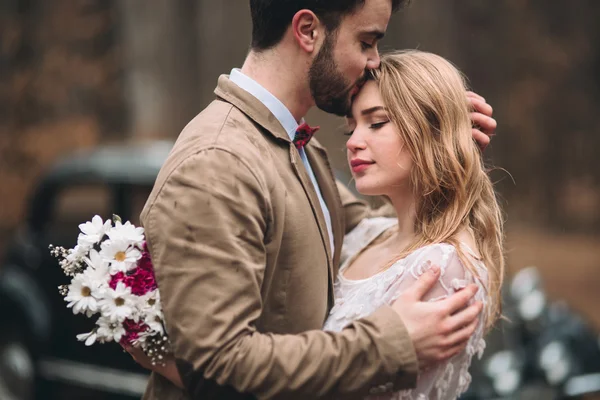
[[194, 0, 252, 106], [0, 0, 125, 246], [380, 0, 600, 233], [451, 0, 600, 233], [1, 0, 599, 253], [116, 0, 201, 138]]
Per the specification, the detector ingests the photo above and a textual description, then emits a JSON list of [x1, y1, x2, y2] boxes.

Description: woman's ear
[[291, 10, 320, 53]]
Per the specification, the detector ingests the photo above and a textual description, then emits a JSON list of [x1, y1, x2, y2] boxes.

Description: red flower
[[119, 318, 149, 346], [109, 243, 157, 296]]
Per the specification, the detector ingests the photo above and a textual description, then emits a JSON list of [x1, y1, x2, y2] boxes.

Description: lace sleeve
[[371, 244, 488, 400], [385, 244, 479, 304]]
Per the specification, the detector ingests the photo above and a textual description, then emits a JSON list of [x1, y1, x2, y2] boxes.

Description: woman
[[322, 50, 504, 399], [129, 50, 504, 399]]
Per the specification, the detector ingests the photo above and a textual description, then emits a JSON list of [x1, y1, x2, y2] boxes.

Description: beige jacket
[[139, 75, 417, 400]]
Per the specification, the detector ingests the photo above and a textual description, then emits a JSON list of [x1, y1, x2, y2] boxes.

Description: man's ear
[[291, 10, 321, 53]]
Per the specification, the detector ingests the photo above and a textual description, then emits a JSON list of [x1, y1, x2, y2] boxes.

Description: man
[[139, 1, 496, 399]]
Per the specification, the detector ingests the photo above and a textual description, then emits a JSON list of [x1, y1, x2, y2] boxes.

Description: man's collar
[[214, 74, 291, 144], [229, 68, 302, 141]]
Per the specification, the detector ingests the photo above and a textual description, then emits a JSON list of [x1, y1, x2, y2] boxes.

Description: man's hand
[[390, 266, 483, 370], [124, 345, 184, 389], [468, 91, 497, 151]]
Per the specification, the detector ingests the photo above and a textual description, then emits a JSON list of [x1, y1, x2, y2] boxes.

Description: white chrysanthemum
[[82, 249, 110, 293], [99, 282, 137, 323], [78, 215, 112, 246], [95, 316, 126, 343], [106, 220, 144, 246], [65, 273, 101, 317], [100, 240, 141, 274], [77, 330, 98, 346]]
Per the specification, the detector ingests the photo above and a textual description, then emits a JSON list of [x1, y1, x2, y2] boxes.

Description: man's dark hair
[[250, 0, 407, 51]]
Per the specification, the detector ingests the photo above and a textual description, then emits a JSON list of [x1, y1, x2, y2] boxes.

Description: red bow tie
[[293, 122, 320, 149]]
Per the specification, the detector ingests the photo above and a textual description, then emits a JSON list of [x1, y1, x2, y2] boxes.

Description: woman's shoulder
[[406, 227, 482, 266], [340, 217, 397, 265], [403, 242, 459, 265], [402, 241, 486, 282]]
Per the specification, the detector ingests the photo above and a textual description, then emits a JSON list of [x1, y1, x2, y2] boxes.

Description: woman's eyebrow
[[361, 106, 386, 116]]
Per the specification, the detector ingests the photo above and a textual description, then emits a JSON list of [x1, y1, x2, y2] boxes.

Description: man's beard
[[309, 34, 363, 117]]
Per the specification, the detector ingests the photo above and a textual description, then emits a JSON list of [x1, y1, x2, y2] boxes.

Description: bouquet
[[49, 215, 170, 365]]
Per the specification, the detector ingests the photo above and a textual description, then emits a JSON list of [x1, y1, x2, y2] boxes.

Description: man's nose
[[366, 48, 381, 70]]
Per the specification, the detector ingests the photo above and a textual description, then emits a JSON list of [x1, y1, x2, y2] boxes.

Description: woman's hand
[[124, 345, 184, 389], [467, 91, 497, 151]]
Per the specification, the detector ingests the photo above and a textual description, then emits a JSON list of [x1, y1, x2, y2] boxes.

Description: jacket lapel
[[288, 144, 335, 278], [305, 142, 344, 307], [214, 75, 336, 303], [305, 144, 344, 262]]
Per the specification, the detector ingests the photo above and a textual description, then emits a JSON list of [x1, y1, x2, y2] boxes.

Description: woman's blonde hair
[[371, 50, 504, 328]]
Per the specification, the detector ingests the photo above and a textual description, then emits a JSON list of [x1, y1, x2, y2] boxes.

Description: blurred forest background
[[1, 1, 599, 326]]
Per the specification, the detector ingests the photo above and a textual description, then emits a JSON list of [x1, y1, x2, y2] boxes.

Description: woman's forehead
[[351, 81, 384, 116]]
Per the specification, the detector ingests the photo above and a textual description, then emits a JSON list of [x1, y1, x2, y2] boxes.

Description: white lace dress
[[323, 217, 489, 400]]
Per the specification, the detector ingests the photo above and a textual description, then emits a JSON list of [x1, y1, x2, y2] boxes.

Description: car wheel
[[0, 328, 35, 400]]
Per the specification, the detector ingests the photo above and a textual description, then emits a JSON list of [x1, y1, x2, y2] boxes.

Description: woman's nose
[[346, 130, 366, 153]]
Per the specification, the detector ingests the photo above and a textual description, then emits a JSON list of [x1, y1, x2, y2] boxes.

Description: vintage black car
[[0, 140, 174, 400]]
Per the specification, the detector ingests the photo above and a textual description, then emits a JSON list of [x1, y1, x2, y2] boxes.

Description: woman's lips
[[350, 159, 374, 173]]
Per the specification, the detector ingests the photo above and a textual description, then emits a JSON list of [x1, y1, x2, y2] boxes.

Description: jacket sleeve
[[143, 149, 418, 400]]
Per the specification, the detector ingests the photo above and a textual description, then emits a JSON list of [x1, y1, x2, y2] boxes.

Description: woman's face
[[345, 80, 413, 197]]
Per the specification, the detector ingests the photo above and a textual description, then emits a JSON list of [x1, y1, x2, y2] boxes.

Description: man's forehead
[[343, 0, 392, 32]]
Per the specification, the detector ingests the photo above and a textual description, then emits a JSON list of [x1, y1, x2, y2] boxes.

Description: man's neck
[[240, 49, 314, 123]]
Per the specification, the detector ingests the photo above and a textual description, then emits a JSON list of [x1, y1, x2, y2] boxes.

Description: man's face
[[309, 0, 392, 116]]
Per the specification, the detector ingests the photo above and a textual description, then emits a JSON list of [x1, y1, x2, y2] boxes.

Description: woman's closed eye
[[370, 120, 390, 130], [343, 121, 389, 136]]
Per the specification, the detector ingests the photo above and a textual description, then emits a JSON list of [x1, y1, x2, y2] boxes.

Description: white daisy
[[78, 215, 112, 246], [95, 315, 126, 343], [99, 281, 137, 323], [139, 289, 161, 313], [65, 273, 101, 317], [136, 290, 164, 334], [82, 249, 110, 294], [76, 330, 98, 346], [143, 310, 165, 336], [100, 240, 141, 274], [106, 220, 144, 246]]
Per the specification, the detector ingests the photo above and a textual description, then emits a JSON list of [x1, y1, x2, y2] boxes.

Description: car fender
[[0, 263, 52, 346]]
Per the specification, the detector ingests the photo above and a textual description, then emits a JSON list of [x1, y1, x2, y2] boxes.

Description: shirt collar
[[230, 68, 302, 141]]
